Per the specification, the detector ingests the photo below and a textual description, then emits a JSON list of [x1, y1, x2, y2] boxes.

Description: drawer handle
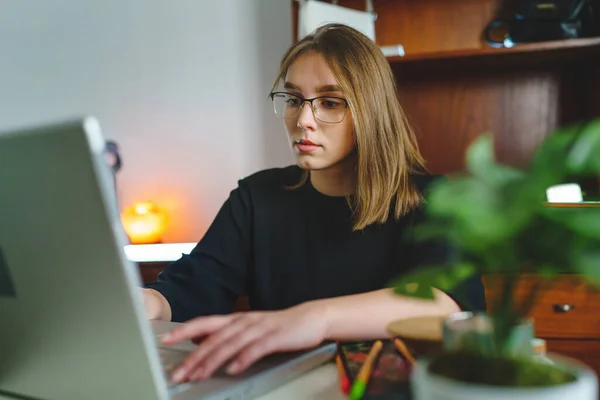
[[553, 304, 575, 313]]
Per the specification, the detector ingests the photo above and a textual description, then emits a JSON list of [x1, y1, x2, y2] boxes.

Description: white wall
[[0, 0, 293, 242]]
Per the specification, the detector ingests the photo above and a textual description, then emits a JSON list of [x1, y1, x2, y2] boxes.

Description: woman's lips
[[295, 139, 320, 153]]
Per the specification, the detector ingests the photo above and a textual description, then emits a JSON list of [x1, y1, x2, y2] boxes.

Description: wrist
[[304, 298, 336, 340], [143, 288, 169, 320]]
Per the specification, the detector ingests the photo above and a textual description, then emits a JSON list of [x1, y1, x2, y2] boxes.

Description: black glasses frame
[[269, 91, 350, 123]]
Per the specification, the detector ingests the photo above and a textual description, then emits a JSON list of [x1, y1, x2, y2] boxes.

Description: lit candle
[[121, 201, 168, 244]]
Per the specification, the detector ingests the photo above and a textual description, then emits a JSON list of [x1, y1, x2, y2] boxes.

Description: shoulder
[[222, 166, 304, 219], [238, 165, 303, 190]]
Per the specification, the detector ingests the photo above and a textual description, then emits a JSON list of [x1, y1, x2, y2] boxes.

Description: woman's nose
[[297, 102, 317, 129]]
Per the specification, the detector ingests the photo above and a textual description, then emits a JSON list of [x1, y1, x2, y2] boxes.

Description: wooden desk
[[256, 364, 346, 400]]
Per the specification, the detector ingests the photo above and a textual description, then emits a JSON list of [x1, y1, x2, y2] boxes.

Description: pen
[[393, 337, 416, 365], [348, 340, 383, 400]]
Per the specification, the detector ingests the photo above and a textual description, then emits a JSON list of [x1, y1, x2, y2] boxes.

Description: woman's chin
[[295, 157, 321, 170]]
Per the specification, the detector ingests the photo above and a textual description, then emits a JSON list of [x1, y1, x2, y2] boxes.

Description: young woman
[[143, 23, 485, 383]]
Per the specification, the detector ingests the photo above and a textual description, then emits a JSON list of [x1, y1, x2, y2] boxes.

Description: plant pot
[[443, 312, 534, 357], [411, 353, 598, 400]]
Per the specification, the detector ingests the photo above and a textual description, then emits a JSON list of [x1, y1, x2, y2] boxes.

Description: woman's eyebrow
[[315, 84, 342, 93], [283, 82, 342, 94], [283, 81, 301, 91]]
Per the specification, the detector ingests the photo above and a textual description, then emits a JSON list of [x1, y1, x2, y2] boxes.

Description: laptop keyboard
[[159, 347, 190, 387]]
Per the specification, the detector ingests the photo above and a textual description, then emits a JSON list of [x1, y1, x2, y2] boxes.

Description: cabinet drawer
[[546, 339, 600, 377], [484, 274, 600, 339]]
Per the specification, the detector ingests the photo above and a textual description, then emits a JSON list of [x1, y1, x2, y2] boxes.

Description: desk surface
[[257, 363, 346, 400]]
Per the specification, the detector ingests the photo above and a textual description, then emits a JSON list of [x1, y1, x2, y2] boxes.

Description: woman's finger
[[226, 331, 283, 375], [161, 314, 234, 345], [190, 317, 278, 380], [176, 314, 256, 381]]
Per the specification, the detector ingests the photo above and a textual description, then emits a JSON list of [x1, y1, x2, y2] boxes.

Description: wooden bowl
[[387, 315, 447, 356]]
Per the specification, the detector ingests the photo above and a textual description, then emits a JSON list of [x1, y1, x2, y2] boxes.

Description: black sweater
[[146, 166, 486, 322]]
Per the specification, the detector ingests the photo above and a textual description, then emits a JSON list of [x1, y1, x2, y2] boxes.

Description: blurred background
[[1, 0, 599, 243], [0, 0, 293, 243]]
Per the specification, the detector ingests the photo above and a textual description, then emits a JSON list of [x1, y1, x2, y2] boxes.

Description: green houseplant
[[391, 119, 600, 399]]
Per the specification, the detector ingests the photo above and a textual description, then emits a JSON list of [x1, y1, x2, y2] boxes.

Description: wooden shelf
[[387, 37, 600, 63], [544, 202, 600, 208]]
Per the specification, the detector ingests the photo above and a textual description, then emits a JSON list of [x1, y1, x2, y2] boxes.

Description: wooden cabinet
[[546, 339, 600, 373], [138, 262, 168, 286], [484, 274, 600, 373], [529, 278, 600, 340], [293, 0, 600, 195]]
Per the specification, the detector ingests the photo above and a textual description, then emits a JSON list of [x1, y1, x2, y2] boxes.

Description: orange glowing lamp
[[121, 201, 168, 244]]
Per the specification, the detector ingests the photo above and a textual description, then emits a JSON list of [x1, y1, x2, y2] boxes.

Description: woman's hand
[[161, 301, 329, 383]]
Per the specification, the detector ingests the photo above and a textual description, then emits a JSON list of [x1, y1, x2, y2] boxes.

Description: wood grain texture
[[544, 203, 600, 208], [589, 65, 600, 195], [138, 262, 169, 285], [335, 0, 600, 58], [291, 0, 298, 43], [483, 274, 600, 339], [586, 62, 600, 120], [545, 339, 600, 377], [337, 0, 499, 54], [387, 37, 600, 62], [396, 69, 560, 173], [294, 0, 600, 65]]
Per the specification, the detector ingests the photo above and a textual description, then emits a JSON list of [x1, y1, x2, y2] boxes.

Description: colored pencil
[[335, 354, 351, 394], [393, 337, 416, 365], [336, 342, 351, 377], [348, 340, 383, 400]]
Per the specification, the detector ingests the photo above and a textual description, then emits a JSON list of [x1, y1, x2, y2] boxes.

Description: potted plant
[[391, 119, 600, 400]]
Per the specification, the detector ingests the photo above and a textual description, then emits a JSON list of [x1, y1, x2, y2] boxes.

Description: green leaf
[[573, 246, 600, 285], [466, 134, 525, 187], [530, 125, 580, 186], [394, 282, 435, 300], [566, 119, 600, 175], [516, 214, 577, 272], [401, 119, 600, 317], [466, 134, 495, 175], [536, 265, 563, 278], [424, 177, 531, 251], [541, 207, 600, 239], [390, 263, 478, 301]]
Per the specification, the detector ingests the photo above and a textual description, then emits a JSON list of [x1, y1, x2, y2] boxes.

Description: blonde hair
[[271, 23, 427, 230]]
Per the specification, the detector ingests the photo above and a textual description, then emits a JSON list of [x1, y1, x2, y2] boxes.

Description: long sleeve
[[145, 181, 253, 322]]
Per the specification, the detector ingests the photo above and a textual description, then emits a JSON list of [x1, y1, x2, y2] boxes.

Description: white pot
[[411, 353, 598, 400]]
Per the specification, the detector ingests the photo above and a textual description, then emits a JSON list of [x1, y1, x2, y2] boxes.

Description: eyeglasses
[[269, 92, 349, 124]]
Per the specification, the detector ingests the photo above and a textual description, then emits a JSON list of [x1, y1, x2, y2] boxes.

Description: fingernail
[[227, 362, 240, 374], [191, 368, 206, 381], [172, 368, 186, 382], [160, 333, 172, 343]]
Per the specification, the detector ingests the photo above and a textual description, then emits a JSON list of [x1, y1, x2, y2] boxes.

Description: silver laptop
[[0, 117, 336, 400]]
